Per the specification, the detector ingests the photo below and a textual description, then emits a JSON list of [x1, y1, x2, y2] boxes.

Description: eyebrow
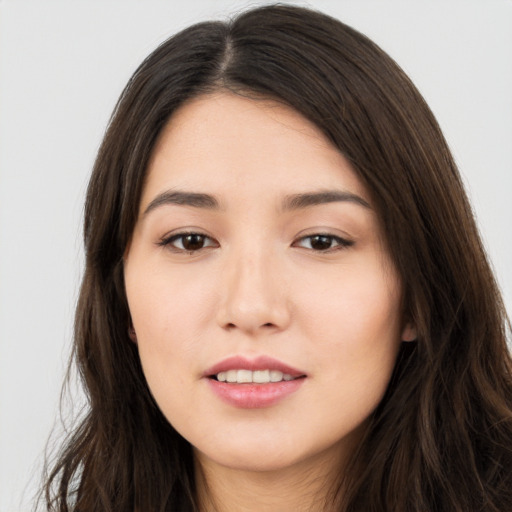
[[282, 190, 371, 211], [143, 191, 220, 216], [143, 188, 371, 216]]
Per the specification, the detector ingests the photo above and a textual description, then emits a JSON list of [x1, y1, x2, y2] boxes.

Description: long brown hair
[[42, 5, 512, 511]]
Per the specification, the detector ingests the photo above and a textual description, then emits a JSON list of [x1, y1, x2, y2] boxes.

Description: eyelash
[[157, 232, 218, 253], [157, 231, 354, 254], [292, 233, 354, 252]]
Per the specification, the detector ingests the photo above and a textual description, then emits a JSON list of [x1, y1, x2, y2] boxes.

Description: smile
[[214, 369, 297, 383], [204, 356, 307, 408]]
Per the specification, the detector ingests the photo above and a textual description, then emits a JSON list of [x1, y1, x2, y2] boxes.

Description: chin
[[196, 446, 303, 473], [192, 428, 351, 476], [191, 428, 299, 469]]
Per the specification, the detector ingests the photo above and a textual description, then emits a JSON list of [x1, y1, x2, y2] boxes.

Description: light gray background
[[1, 1, 511, 510]]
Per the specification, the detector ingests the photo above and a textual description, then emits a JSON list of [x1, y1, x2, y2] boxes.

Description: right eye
[[158, 232, 218, 252]]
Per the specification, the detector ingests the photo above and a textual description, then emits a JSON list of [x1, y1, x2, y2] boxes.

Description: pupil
[[183, 234, 204, 250], [311, 235, 332, 250]]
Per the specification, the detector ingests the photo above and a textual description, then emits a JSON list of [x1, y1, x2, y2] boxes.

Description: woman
[[42, 4, 512, 511]]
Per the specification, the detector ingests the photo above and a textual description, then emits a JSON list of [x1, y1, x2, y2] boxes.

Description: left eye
[[294, 234, 353, 251], [160, 233, 217, 252]]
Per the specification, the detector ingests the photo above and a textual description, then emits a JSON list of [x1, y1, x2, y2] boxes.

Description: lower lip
[[206, 378, 305, 408]]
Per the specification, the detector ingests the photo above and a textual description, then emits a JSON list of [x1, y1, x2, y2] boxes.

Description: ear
[[128, 326, 138, 343], [401, 322, 417, 342]]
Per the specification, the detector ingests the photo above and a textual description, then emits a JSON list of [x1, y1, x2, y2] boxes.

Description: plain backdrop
[[0, 1, 511, 510]]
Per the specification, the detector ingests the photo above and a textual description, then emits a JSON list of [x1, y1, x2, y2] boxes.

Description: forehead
[[142, 92, 369, 208]]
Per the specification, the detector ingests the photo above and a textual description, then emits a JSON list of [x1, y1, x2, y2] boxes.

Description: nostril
[[224, 321, 276, 331]]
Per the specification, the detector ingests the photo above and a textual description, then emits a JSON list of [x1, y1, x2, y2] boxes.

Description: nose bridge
[[217, 239, 289, 333]]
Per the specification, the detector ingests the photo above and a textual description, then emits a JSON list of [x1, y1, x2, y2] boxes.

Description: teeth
[[270, 370, 283, 382], [253, 370, 269, 383], [215, 369, 296, 383], [238, 369, 252, 383]]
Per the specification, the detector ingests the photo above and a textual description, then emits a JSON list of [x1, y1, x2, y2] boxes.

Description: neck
[[194, 448, 348, 512]]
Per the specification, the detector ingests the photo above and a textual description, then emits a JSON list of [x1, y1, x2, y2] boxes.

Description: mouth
[[204, 355, 306, 381], [204, 356, 307, 408], [210, 369, 303, 383]]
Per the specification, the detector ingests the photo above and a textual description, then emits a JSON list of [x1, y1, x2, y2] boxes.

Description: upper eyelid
[[296, 232, 349, 240], [159, 228, 214, 242], [293, 229, 354, 243]]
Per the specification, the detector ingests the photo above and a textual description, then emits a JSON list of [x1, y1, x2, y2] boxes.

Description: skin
[[124, 92, 415, 511]]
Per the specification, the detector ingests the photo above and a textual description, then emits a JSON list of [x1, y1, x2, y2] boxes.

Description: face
[[124, 92, 412, 477]]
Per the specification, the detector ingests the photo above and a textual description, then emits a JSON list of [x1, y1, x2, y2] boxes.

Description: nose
[[216, 248, 291, 335]]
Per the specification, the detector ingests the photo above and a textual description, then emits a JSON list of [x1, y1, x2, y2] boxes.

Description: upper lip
[[204, 355, 306, 378]]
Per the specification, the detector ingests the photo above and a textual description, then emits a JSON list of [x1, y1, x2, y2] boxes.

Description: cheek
[[296, 260, 402, 395], [125, 277, 202, 425], [126, 258, 216, 338], [298, 259, 401, 342], [124, 260, 220, 399]]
